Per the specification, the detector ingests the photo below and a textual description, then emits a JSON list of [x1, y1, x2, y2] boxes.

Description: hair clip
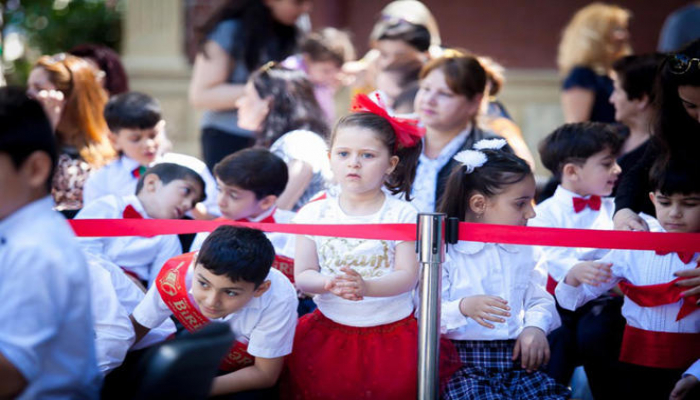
[[351, 93, 425, 149], [473, 138, 507, 151], [259, 61, 278, 73], [453, 149, 487, 174]]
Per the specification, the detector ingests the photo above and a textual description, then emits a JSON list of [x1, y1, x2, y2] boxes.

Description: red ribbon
[[655, 250, 696, 264], [122, 205, 143, 219], [351, 94, 424, 149], [68, 219, 700, 253], [572, 195, 601, 213]]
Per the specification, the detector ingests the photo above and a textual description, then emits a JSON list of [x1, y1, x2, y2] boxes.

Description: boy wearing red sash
[[556, 160, 700, 399], [191, 149, 296, 282], [76, 162, 205, 287], [131, 225, 298, 397]]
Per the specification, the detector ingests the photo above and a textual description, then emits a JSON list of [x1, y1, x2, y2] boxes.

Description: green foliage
[[2, 0, 123, 84]]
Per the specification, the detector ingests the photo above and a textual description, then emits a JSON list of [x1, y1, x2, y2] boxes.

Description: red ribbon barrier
[[68, 219, 700, 253]]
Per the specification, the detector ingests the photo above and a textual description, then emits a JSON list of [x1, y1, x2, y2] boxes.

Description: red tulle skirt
[[281, 309, 460, 400]]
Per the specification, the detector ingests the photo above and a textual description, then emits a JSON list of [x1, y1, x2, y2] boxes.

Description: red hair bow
[[351, 93, 425, 149]]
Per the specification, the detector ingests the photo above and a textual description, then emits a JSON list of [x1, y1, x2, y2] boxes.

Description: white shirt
[[83, 154, 220, 216], [87, 259, 134, 375], [294, 194, 418, 327], [132, 265, 298, 359], [191, 207, 296, 259], [409, 128, 470, 213], [441, 241, 560, 340], [89, 257, 176, 369], [75, 194, 182, 286], [529, 186, 614, 282], [269, 129, 332, 211], [0, 197, 101, 399], [555, 221, 700, 334]]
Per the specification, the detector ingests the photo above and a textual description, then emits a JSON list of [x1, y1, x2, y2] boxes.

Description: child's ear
[[468, 193, 487, 216], [23, 151, 53, 190], [386, 155, 399, 174], [637, 94, 650, 111], [253, 280, 271, 297], [648, 191, 657, 205], [562, 163, 579, 181], [258, 195, 278, 211], [142, 173, 161, 193]]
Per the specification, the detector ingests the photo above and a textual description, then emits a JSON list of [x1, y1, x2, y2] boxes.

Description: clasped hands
[[324, 267, 366, 301]]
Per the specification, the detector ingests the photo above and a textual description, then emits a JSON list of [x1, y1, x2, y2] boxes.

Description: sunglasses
[[668, 54, 700, 75]]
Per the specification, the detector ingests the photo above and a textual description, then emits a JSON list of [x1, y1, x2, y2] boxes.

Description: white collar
[[451, 240, 521, 255], [0, 196, 55, 235]]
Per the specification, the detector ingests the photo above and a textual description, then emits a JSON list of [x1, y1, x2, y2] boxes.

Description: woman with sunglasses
[[189, 0, 312, 172], [27, 53, 115, 214], [614, 39, 700, 232], [235, 63, 331, 211]]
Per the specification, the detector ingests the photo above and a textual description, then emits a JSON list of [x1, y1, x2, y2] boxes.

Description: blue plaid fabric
[[442, 340, 571, 400]]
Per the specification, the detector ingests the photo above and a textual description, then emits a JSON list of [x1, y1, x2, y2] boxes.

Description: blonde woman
[[558, 3, 631, 123]]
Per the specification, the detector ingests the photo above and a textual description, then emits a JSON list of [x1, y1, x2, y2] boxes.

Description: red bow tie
[[573, 195, 602, 213], [123, 205, 143, 219], [656, 250, 696, 264], [131, 166, 147, 178]]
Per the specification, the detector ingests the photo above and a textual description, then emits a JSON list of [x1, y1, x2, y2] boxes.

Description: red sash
[[546, 274, 557, 295], [155, 252, 255, 372], [618, 274, 700, 321], [619, 325, 700, 369]]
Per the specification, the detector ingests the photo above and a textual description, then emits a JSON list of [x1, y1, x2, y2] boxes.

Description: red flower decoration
[[351, 93, 425, 149]]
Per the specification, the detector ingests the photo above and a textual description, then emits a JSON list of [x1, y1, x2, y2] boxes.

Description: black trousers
[[546, 295, 626, 400], [201, 127, 255, 172]]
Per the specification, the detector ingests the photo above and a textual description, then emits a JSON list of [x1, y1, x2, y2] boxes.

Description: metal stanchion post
[[416, 213, 446, 400]]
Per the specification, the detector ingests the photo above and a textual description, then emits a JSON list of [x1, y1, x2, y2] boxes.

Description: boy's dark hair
[[612, 53, 664, 102], [135, 163, 206, 203], [213, 148, 288, 200], [0, 86, 57, 191], [437, 149, 532, 221], [377, 20, 431, 53], [300, 27, 356, 68], [196, 225, 275, 287], [649, 158, 700, 196], [539, 122, 623, 179], [104, 91, 162, 132]]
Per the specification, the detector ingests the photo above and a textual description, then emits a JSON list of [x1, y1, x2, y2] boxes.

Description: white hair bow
[[453, 150, 487, 174]]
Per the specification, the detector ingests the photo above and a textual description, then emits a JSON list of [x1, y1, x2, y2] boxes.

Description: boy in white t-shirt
[[131, 225, 298, 397], [0, 87, 100, 399], [76, 162, 205, 287]]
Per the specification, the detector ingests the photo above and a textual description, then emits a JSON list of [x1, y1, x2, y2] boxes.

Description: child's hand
[[564, 262, 612, 287], [670, 375, 699, 400], [512, 327, 550, 373], [458, 295, 510, 329], [323, 268, 366, 301]]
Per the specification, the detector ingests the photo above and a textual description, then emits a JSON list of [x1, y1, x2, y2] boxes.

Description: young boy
[[529, 122, 624, 395], [191, 149, 295, 281], [82, 91, 218, 216], [0, 86, 100, 398], [76, 162, 205, 287], [130, 225, 298, 396], [556, 161, 700, 400]]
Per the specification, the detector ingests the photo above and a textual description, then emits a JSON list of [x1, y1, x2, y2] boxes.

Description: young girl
[[438, 139, 570, 399], [283, 94, 425, 399]]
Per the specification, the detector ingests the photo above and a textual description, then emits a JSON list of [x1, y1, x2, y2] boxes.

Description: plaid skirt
[[443, 340, 571, 400]]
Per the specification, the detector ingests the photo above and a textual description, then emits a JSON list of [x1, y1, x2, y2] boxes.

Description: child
[[282, 27, 356, 123], [76, 162, 205, 287], [556, 160, 700, 400], [438, 139, 569, 399], [0, 86, 101, 398], [530, 122, 625, 395], [83, 91, 218, 216], [130, 225, 298, 397], [283, 95, 425, 399], [191, 148, 298, 289]]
